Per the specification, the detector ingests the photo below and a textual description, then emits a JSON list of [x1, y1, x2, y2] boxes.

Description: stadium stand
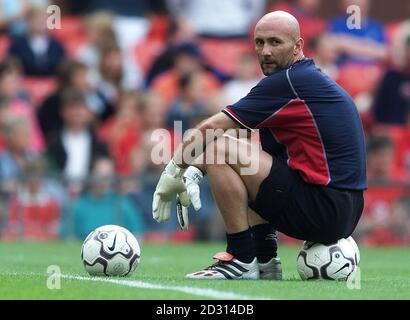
[[0, 0, 409, 246]]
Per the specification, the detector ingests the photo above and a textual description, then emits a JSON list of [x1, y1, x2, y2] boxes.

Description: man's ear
[[294, 38, 304, 55]]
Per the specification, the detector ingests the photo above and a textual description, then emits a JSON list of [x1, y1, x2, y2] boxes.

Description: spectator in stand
[[166, 72, 209, 133], [270, 0, 327, 56], [373, 36, 410, 125], [366, 134, 401, 183], [67, 157, 145, 239], [309, 35, 340, 80], [133, 91, 219, 241], [2, 157, 60, 241], [355, 196, 410, 246], [131, 92, 169, 178], [0, 0, 49, 37], [388, 197, 410, 245], [151, 42, 220, 108], [0, 95, 8, 151], [391, 2, 410, 68], [73, 0, 157, 49], [76, 11, 116, 71], [76, 11, 143, 93], [96, 43, 142, 107], [131, 92, 179, 238], [166, 0, 266, 38], [8, 4, 66, 76], [328, 0, 388, 65], [0, 58, 44, 152], [37, 60, 114, 144], [146, 18, 198, 86], [0, 0, 29, 36], [0, 117, 35, 195], [46, 89, 108, 187], [98, 91, 141, 177], [221, 52, 262, 104]]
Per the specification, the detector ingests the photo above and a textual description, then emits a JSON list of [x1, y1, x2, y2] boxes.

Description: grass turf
[[0, 241, 409, 300]]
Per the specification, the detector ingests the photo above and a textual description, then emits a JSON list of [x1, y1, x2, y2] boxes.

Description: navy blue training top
[[222, 58, 367, 190]]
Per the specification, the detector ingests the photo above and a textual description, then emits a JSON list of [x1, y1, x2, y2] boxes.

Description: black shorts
[[249, 157, 364, 244]]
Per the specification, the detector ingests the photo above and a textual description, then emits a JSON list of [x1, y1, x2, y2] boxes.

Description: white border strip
[[0, 272, 271, 300], [61, 274, 270, 300]]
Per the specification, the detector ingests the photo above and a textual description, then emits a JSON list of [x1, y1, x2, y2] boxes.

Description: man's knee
[[204, 135, 262, 176], [204, 136, 231, 170]]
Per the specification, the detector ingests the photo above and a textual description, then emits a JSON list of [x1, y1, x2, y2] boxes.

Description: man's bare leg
[[248, 207, 269, 227], [203, 136, 273, 230], [204, 137, 277, 264], [206, 162, 249, 234], [186, 136, 281, 279], [191, 137, 269, 233]]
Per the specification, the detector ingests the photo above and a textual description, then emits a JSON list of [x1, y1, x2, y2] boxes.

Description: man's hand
[[152, 160, 190, 223], [176, 166, 204, 231]]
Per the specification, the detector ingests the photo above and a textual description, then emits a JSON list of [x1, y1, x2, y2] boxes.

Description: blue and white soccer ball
[[81, 225, 141, 276], [297, 236, 360, 281]]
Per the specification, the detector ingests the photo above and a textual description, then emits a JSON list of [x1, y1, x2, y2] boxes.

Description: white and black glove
[[152, 160, 190, 223], [176, 166, 203, 231]]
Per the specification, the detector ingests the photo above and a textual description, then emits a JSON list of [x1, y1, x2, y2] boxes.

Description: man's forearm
[[172, 112, 241, 169], [172, 120, 221, 169]]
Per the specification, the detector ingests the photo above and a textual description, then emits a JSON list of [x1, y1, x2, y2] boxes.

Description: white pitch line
[[61, 274, 270, 300]]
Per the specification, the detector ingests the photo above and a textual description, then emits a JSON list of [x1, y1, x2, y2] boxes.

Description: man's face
[[8, 122, 30, 153], [62, 102, 92, 130], [368, 147, 394, 179], [28, 11, 48, 35], [254, 24, 297, 76]]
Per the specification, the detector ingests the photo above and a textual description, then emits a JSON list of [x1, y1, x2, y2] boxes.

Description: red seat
[[146, 15, 169, 41], [361, 185, 408, 246], [50, 16, 88, 57], [385, 21, 401, 45], [0, 35, 10, 60], [50, 16, 85, 41], [23, 77, 57, 107], [199, 38, 253, 75], [62, 34, 88, 57], [134, 38, 165, 75], [337, 64, 384, 98], [367, 125, 410, 181]]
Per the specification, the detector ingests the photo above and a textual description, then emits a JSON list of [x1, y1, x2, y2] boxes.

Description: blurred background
[[0, 0, 409, 246]]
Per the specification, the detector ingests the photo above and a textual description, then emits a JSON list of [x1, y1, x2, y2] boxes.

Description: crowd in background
[[0, 0, 409, 246]]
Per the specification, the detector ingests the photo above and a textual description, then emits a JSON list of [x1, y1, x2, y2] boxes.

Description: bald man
[[152, 11, 367, 280]]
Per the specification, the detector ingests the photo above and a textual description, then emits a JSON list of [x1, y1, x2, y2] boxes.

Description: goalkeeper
[[152, 11, 367, 280]]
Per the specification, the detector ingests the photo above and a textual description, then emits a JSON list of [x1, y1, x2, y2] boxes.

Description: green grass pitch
[[0, 241, 409, 300]]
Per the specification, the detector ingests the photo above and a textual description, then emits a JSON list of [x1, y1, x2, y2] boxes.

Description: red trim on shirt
[[223, 106, 253, 130], [258, 99, 331, 185]]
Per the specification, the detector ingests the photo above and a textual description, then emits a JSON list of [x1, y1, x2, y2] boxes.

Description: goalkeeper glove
[[176, 166, 203, 231], [152, 160, 190, 223]]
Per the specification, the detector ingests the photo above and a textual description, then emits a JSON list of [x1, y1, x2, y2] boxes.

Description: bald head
[[254, 11, 304, 75], [255, 11, 300, 42]]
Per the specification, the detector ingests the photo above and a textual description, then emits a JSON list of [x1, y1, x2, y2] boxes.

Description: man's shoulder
[[287, 58, 316, 73], [257, 68, 290, 88], [287, 58, 333, 84], [285, 59, 327, 90]]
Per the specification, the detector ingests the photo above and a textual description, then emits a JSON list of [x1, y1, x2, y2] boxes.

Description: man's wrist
[[184, 166, 204, 184], [165, 159, 186, 178]]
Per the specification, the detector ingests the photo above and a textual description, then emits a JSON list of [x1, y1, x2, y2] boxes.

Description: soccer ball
[[297, 236, 359, 281], [81, 225, 141, 276]]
